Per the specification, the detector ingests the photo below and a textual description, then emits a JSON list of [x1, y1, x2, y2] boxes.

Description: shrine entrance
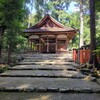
[[41, 35, 56, 53], [24, 14, 77, 53]]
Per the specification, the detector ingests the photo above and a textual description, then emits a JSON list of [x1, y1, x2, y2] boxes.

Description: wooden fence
[[73, 46, 90, 64]]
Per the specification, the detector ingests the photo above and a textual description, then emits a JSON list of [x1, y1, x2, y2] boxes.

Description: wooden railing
[[73, 45, 90, 64]]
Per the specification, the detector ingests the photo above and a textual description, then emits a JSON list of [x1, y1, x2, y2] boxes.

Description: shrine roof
[[24, 14, 77, 34]]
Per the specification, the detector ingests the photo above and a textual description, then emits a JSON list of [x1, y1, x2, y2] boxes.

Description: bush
[[0, 64, 8, 73]]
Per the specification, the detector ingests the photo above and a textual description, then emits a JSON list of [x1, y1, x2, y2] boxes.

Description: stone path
[[0, 53, 100, 100]]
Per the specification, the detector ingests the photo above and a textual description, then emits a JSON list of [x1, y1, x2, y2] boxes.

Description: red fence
[[73, 47, 90, 64]]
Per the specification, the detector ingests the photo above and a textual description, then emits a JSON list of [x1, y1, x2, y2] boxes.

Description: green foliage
[[0, 0, 30, 64], [95, 0, 100, 12], [93, 47, 100, 56], [0, 0, 99, 55], [96, 12, 100, 47], [0, 64, 8, 73]]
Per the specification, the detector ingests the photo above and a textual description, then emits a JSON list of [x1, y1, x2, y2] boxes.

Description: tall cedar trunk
[[28, 15, 31, 28], [0, 26, 5, 58], [7, 43, 12, 64], [89, 0, 99, 68], [0, 39, 2, 58], [0, 29, 2, 58], [79, 0, 84, 47]]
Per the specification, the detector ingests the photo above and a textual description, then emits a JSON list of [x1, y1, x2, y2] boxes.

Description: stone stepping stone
[[8, 68, 77, 71], [18, 62, 73, 65], [0, 70, 84, 78], [0, 92, 100, 100], [0, 75, 85, 79], [0, 77, 99, 93], [8, 65, 77, 71], [23, 59, 72, 62], [10, 64, 76, 69], [0, 87, 100, 93]]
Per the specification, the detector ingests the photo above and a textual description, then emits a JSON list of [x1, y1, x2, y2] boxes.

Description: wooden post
[[55, 35, 57, 53], [31, 41, 32, 50], [65, 35, 70, 51], [28, 38, 29, 51], [73, 49, 76, 62], [32, 41, 33, 51], [80, 48, 83, 64], [47, 35, 49, 53], [39, 35, 41, 53]]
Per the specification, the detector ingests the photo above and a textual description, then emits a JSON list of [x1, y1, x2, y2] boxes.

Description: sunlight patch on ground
[[28, 95, 51, 100], [17, 84, 31, 89]]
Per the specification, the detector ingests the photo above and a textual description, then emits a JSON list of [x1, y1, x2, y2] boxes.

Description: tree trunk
[[28, 14, 31, 28], [0, 29, 2, 58], [89, 0, 99, 69], [7, 43, 12, 65], [0, 40, 2, 58], [79, 0, 84, 47], [0, 26, 5, 58]]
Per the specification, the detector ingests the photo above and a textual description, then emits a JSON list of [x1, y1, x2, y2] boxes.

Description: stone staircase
[[0, 53, 100, 93]]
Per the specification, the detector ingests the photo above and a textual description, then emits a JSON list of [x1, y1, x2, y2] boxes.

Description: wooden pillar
[[39, 35, 41, 53], [32, 41, 33, 50], [47, 35, 49, 52], [31, 41, 32, 50], [65, 35, 70, 49], [27, 38, 30, 51], [80, 48, 83, 64], [55, 35, 57, 53], [65, 40, 68, 49]]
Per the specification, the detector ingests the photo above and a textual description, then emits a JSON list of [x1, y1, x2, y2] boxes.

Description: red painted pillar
[[73, 49, 78, 62], [80, 48, 83, 64], [73, 49, 76, 62]]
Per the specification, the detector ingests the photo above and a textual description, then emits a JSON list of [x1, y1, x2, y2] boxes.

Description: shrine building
[[24, 14, 77, 53]]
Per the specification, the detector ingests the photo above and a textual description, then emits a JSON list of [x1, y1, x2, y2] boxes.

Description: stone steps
[[0, 77, 99, 93], [8, 64, 77, 71], [0, 53, 100, 95], [8, 68, 77, 71], [0, 92, 100, 100], [10, 64, 78, 69], [18, 62, 73, 65], [0, 69, 85, 78], [0, 87, 100, 93], [0, 75, 85, 79], [22, 59, 72, 62]]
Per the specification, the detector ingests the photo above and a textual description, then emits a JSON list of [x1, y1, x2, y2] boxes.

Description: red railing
[[79, 49, 90, 64], [73, 49, 78, 62], [73, 46, 90, 64]]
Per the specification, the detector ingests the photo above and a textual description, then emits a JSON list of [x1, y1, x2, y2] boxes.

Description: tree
[[0, 25, 5, 58], [79, 0, 84, 47], [0, 0, 30, 64], [89, 0, 99, 68]]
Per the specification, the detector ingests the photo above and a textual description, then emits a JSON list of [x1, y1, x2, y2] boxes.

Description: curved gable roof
[[24, 14, 77, 39], [31, 14, 65, 29], [24, 14, 76, 32]]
